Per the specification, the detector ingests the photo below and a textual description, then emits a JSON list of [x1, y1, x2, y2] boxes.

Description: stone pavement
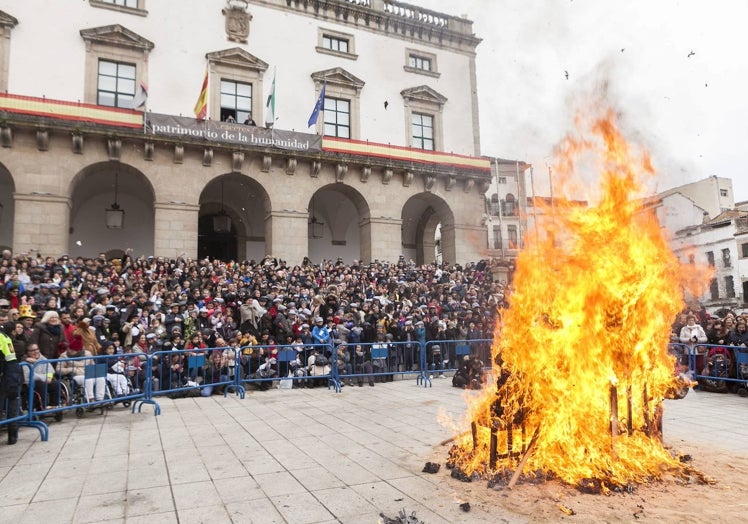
[[0, 378, 746, 524]]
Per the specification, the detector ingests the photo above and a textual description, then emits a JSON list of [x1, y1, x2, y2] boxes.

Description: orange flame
[[450, 107, 710, 487]]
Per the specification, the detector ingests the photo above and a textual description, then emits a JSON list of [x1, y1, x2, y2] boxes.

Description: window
[[492, 226, 502, 250], [404, 49, 439, 78], [97, 60, 136, 108], [81, 25, 153, 106], [411, 113, 434, 150], [323, 35, 348, 53], [706, 251, 715, 267], [316, 28, 357, 60], [103, 0, 137, 6], [324, 97, 350, 138], [205, 48, 268, 123], [409, 55, 431, 71], [725, 276, 736, 298], [498, 176, 507, 184], [89, 0, 147, 16], [720, 189, 728, 197], [401, 85, 446, 151], [489, 194, 500, 216], [502, 194, 516, 217], [220, 80, 252, 123], [508, 225, 518, 249], [311, 67, 364, 139], [710, 278, 719, 300], [742, 243, 748, 258], [722, 248, 731, 268]]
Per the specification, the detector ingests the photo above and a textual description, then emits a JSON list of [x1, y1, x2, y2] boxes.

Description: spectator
[[29, 310, 63, 361], [59, 334, 106, 403], [22, 343, 61, 409], [201, 350, 229, 396]]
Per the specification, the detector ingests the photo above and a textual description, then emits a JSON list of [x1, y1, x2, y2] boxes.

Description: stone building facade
[[0, 0, 497, 264]]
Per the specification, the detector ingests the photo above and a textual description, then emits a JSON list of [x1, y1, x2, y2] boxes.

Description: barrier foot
[[417, 371, 432, 388], [224, 385, 245, 399], [132, 399, 161, 416], [20, 419, 49, 442], [328, 378, 342, 393]]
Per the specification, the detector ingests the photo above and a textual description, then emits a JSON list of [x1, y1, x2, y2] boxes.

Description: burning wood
[[445, 107, 711, 492]]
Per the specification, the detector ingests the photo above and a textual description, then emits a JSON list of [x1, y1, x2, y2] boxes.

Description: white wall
[[2, 0, 478, 154]]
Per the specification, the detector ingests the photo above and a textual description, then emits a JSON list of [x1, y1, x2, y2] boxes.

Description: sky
[[409, 0, 748, 201]]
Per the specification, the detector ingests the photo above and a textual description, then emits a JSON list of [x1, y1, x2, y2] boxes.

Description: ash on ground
[[378, 509, 424, 524]]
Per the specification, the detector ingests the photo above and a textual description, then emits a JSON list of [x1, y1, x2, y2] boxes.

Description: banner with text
[[147, 113, 322, 152]]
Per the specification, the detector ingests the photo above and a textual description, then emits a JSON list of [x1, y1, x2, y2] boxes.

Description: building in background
[[645, 176, 748, 312], [0, 0, 501, 264]]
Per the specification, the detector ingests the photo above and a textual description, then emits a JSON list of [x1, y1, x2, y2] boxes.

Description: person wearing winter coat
[[28, 311, 64, 361], [678, 314, 707, 356], [58, 334, 106, 402]]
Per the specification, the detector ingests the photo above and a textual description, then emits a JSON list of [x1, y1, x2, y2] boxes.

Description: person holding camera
[[678, 314, 707, 376]]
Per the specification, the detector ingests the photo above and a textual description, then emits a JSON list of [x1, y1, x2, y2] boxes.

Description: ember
[[447, 107, 711, 491]]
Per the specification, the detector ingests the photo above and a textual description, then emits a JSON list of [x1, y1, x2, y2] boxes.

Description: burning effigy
[[447, 108, 710, 493]]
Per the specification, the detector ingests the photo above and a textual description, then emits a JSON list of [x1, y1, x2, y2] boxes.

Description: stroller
[[698, 348, 731, 393]]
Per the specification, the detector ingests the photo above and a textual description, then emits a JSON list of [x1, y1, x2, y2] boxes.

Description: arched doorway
[[307, 184, 371, 264], [68, 162, 155, 257], [401, 193, 455, 265], [198, 173, 270, 262]]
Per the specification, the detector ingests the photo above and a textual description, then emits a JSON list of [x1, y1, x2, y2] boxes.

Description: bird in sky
[[564, 70, 569, 79], [688, 50, 695, 57]]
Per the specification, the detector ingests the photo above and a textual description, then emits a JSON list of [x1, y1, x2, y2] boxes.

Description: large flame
[[451, 108, 709, 488]]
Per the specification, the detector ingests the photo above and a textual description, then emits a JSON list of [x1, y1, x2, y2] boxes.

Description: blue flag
[[307, 82, 326, 127]]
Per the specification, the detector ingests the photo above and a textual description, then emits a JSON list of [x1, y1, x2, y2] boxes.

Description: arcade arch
[[198, 173, 270, 262], [307, 184, 370, 264], [401, 193, 455, 265], [68, 162, 155, 257]]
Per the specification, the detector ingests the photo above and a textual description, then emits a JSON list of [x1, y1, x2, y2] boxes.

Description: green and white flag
[[265, 69, 275, 128]]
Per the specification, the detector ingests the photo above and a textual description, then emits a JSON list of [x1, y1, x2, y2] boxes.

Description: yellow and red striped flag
[[193, 67, 208, 120]]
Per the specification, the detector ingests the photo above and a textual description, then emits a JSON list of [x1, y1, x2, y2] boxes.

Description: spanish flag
[[194, 67, 208, 120]]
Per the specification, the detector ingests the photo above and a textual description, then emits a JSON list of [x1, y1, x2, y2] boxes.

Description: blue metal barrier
[[5, 338, 503, 446], [674, 342, 748, 393], [735, 350, 748, 396], [148, 347, 244, 401], [2, 362, 48, 441]]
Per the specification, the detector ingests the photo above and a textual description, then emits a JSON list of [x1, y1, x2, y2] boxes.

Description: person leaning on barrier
[[336, 344, 353, 387], [201, 350, 229, 397], [1, 322, 22, 444], [353, 344, 375, 387], [678, 314, 707, 363]]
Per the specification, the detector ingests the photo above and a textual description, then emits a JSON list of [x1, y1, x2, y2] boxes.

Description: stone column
[[13, 193, 69, 257], [154, 202, 199, 258], [360, 216, 402, 263], [440, 223, 486, 265], [266, 210, 308, 265]]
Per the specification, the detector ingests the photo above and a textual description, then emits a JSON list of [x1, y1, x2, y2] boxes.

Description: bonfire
[[447, 108, 710, 493]]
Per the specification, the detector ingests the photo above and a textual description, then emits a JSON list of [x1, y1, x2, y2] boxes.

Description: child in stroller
[[699, 345, 732, 393]]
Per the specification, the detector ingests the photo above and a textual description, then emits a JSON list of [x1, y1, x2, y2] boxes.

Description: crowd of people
[[671, 307, 748, 392], [0, 250, 506, 440]]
